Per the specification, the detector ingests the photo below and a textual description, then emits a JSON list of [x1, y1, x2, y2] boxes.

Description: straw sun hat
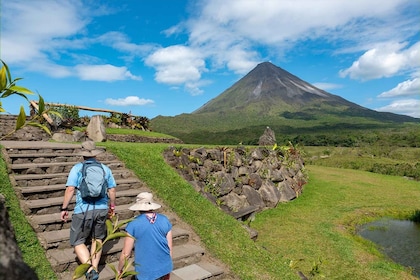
[[78, 141, 104, 157], [129, 192, 162, 211]]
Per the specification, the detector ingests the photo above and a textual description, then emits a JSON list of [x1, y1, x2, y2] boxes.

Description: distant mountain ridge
[[151, 62, 418, 145], [194, 62, 363, 114]]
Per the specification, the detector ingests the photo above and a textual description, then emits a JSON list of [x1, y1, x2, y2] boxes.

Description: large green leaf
[[122, 271, 138, 277], [38, 94, 45, 114], [108, 262, 118, 274], [15, 107, 27, 130], [27, 122, 52, 136], [117, 218, 134, 229], [72, 263, 90, 280], [0, 65, 7, 90], [103, 232, 128, 243], [0, 90, 30, 100], [0, 60, 12, 83], [106, 219, 113, 236], [46, 110, 63, 119], [9, 85, 34, 95]]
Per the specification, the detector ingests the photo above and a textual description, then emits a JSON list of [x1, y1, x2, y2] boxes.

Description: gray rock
[[278, 180, 297, 202], [86, 115, 107, 142], [243, 185, 265, 209], [258, 126, 276, 146], [259, 180, 281, 208]]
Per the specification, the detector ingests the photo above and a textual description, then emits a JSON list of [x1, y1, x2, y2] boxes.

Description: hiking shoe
[[85, 269, 99, 280]]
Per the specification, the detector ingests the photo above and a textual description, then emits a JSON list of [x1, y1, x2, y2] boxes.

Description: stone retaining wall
[[164, 145, 307, 219], [106, 134, 183, 144]]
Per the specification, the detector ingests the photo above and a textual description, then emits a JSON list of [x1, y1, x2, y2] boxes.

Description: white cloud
[[1, 0, 144, 83], [96, 31, 157, 57], [183, 0, 417, 74], [145, 45, 207, 93], [339, 41, 420, 80], [1, 0, 88, 64], [378, 78, 420, 98], [74, 64, 141, 82], [192, 0, 411, 44], [375, 99, 420, 118], [105, 96, 154, 106]]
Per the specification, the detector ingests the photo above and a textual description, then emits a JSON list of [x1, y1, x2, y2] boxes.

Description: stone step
[[0, 141, 81, 150], [48, 239, 205, 273], [172, 244, 205, 269], [10, 160, 124, 171], [48, 238, 125, 273], [14, 169, 134, 181], [14, 170, 136, 188], [171, 262, 225, 280], [29, 204, 139, 232], [7, 152, 83, 158], [38, 226, 190, 249], [57, 260, 224, 280], [21, 189, 143, 215], [17, 178, 143, 198]]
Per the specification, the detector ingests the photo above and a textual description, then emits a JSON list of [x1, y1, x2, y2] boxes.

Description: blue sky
[[1, 0, 419, 119]]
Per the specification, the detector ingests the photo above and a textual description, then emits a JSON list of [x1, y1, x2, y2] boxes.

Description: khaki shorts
[[70, 209, 108, 246]]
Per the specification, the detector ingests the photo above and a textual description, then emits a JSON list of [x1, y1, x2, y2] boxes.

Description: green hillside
[[150, 62, 419, 146]]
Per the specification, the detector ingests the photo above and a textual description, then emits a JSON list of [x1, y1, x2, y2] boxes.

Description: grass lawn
[[253, 165, 419, 279], [103, 142, 420, 280]]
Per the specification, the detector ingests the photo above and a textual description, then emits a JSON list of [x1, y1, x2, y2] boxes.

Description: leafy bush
[[48, 104, 79, 128]]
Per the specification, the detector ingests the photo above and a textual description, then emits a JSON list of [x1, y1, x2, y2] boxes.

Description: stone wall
[[0, 115, 50, 141], [106, 134, 183, 144], [0, 114, 183, 144], [163, 145, 307, 220]]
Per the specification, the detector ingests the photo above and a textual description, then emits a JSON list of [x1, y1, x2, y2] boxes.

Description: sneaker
[[85, 269, 99, 280]]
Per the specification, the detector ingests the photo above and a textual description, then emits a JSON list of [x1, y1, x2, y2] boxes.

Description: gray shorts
[[70, 209, 108, 246]]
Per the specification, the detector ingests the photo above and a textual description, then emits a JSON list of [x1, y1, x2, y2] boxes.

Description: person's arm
[[118, 234, 135, 273], [108, 187, 117, 218], [106, 165, 117, 209], [108, 187, 116, 206], [60, 186, 75, 222], [166, 230, 173, 258]]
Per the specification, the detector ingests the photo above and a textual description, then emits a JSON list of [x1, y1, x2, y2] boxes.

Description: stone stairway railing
[[0, 140, 234, 280]]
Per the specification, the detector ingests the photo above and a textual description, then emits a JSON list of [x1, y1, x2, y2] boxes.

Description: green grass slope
[[151, 111, 419, 146], [104, 142, 419, 280]]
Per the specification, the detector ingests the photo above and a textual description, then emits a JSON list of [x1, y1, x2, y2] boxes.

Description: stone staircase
[[0, 140, 234, 280]]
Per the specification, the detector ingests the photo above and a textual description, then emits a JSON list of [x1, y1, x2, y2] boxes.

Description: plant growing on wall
[[48, 104, 80, 128], [0, 60, 61, 139]]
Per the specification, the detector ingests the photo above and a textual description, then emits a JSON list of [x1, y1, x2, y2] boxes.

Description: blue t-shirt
[[125, 214, 173, 280], [66, 160, 116, 214]]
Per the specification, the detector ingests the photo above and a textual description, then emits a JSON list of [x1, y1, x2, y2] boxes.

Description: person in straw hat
[[118, 192, 173, 280], [60, 141, 117, 280]]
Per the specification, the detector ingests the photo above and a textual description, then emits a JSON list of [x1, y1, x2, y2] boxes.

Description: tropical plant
[[0, 60, 61, 139], [48, 104, 80, 128], [72, 215, 136, 280]]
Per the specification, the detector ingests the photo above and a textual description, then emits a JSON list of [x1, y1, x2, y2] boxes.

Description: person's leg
[[74, 243, 91, 264], [89, 209, 107, 271], [70, 213, 91, 264], [89, 238, 103, 270]]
